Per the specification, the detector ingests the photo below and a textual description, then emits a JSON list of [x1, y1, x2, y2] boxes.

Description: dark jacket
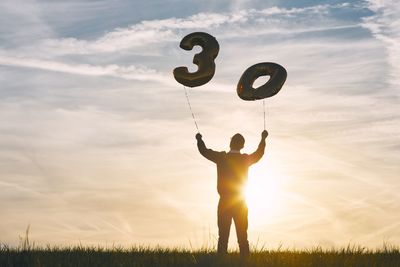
[[197, 137, 265, 197]]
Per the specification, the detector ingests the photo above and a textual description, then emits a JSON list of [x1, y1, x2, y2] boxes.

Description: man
[[196, 130, 268, 257]]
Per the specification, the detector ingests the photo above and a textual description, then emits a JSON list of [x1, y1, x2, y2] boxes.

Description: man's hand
[[261, 130, 268, 140], [196, 133, 202, 140]]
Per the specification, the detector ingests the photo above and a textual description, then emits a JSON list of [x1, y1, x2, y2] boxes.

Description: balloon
[[173, 32, 219, 87], [237, 62, 287, 101]]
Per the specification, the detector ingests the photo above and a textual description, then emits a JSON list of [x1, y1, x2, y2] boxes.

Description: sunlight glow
[[245, 165, 284, 227]]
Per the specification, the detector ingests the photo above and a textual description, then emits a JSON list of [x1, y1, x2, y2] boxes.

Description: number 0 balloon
[[173, 32, 219, 88], [237, 62, 287, 101]]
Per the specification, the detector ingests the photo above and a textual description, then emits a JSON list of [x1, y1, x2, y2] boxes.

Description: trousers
[[217, 195, 249, 257]]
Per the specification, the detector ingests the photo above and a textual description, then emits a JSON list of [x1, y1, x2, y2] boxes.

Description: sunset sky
[[0, 0, 399, 249]]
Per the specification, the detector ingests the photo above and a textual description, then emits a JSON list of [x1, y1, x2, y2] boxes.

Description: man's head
[[230, 133, 245, 151]]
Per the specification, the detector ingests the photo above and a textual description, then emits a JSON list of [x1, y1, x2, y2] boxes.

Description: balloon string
[[183, 85, 199, 133], [263, 99, 266, 130]]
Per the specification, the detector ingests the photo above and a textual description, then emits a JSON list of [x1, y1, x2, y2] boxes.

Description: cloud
[[0, 2, 368, 86], [0, 0, 54, 47], [362, 0, 400, 90], [29, 3, 362, 56], [0, 55, 173, 85], [0, 2, 367, 86]]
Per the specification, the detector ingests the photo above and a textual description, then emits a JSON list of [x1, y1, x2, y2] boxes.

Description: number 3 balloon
[[237, 62, 287, 101], [173, 32, 219, 88]]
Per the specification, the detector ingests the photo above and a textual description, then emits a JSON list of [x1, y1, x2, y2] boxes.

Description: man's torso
[[216, 152, 250, 196]]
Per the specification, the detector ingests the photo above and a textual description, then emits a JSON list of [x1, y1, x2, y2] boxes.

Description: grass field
[[2, 229, 399, 267], [2, 245, 400, 267]]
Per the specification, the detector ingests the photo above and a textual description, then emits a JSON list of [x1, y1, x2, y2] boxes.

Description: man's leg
[[233, 199, 249, 258], [217, 197, 232, 255]]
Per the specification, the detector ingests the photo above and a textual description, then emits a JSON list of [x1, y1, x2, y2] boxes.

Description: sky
[[0, 0, 399, 249]]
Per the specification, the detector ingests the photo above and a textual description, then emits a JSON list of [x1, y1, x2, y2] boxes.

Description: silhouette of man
[[196, 130, 268, 257]]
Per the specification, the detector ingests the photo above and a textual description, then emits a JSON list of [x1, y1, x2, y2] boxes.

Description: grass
[[2, 227, 400, 267], [2, 244, 400, 267]]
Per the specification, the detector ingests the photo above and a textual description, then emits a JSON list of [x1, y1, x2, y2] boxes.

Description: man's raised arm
[[196, 133, 221, 163], [248, 130, 268, 165]]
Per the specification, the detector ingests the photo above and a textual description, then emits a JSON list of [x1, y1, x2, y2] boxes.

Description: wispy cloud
[[362, 0, 400, 90], [0, 55, 173, 85], [16, 3, 362, 56], [0, 0, 54, 46]]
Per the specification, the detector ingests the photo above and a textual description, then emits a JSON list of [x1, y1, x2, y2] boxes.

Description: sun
[[244, 165, 283, 226]]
